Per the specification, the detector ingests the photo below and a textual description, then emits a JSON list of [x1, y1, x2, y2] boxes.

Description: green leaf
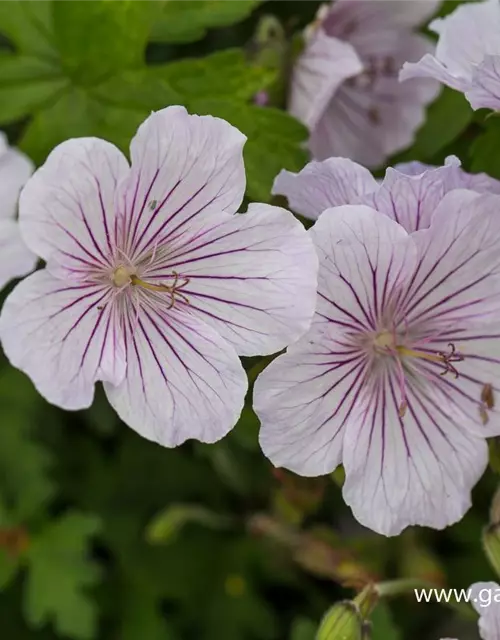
[[0, 1, 56, 58], [190, 100, 308, 201], [146, 504, 232, 545], [155, 49, 275, 102], [471, 116, 500, 178], [119, 586, 179, 640], [19, 87, 145, 164], [24, 512, 101, 640], [52, 0, 162, 84], [394, 87, 473, 162], [151, 0, 263, 44], [0, 54, 66, 124], [370, 603, 402, 640], [0, 370, 55, 523]]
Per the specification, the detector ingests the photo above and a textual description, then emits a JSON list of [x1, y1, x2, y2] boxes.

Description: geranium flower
[[0, 106, 318, 447], [254, 189, 500, 535], [401, 0, 500, 111], [273, 154, 500, 223], [0, 133, 37, 289], [290, 0, 440, 167]]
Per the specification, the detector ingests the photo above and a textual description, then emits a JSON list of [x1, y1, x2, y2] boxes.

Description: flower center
[[372, 329, 464, 418], [111, 265, 190, 309], [112, 265, 133, 288]]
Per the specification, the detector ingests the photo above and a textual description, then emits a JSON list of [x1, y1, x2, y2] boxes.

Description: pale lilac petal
[[312, 32, 439, 166], [118, 106, 246, 261], [311, 205, 418, 334], [361, 161, 461, 232], [400, 53, 470, 92], [395, 155, 500, 194], [104, 302, 247, 447], [0, 270, 125, 410], [407, 325, 500, 439], [400, 190, 500, 327], [342, 371, 487, 535], [400, 0, 500, 98], [0, 221, 37, 289], [468, 55, 500, 111], [272, 158, 377, 220], [140, 203, 318, 356], [290, 29, 363, 131], [256, 331, 366, 475], [255, 205, 418, 476], [470, 582, 500, 640], [0, 135, 34, 220], [372, 0, 440, 29], [19, 138, 129, 278]]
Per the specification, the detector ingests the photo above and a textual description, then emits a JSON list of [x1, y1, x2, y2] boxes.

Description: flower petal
[[0, 269, 125, 410], [342, 369, 487, 536], [362, 161, 461, 232], [272, 158, 377, 220], [468, 54, 500, 111], [19, 138, 129, 278], [469, 582, 500, 640], [400, 190, 500, 328], [255, 205, 418, 476], [311, 205, 418, 334], [118, 106, 246, 261], [255, 330, 367, 476], [290, 29, 363, 131], [0, 220, 37, 289], [0, 135, 33, 219], [140, 203, 319, 356], [407, 325, 500, 439], [395, 155, 500, 194], [311, 32, 439, 166], [400, 0, 500, 94], [104, 301, 247, 447]]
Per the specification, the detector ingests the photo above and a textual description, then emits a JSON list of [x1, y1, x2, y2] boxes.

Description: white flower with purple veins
[[273, 154, 500, 223], [401, 0, 500, 112], [464, 582, 500, 640], [0, 106, 318, 447], [254, 183, 500, 536], [290, 0, 441, 167], [0, 133, 37, 289]]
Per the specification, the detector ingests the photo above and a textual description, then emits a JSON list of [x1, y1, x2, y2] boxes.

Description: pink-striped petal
[[139, 203, 318, 356], [362, 161, 461, 232], [400, 190, 500, 328], [0, 270, 125, 410], [255, 330, 367, 475], [342, 369, 487, 536], [19, 138, 129, 279], [272, 158, 377, 220], [310, 205, 417, 334], [118, 106, 246, 261], [104, 300, 247, 447]]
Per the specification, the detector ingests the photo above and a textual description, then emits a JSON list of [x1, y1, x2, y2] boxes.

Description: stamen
[[396, 343, 463, 378], [130, 271, 190, 309], [479, 383, 494, 425]]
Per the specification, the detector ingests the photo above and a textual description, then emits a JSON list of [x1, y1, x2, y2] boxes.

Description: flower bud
[[316, 601, 365, 640]]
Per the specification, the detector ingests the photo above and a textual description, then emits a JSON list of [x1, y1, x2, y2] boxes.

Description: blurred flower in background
[[289, 0, 441, 167], [0, 133, 37, 290], [401, 0, 500, 112]]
